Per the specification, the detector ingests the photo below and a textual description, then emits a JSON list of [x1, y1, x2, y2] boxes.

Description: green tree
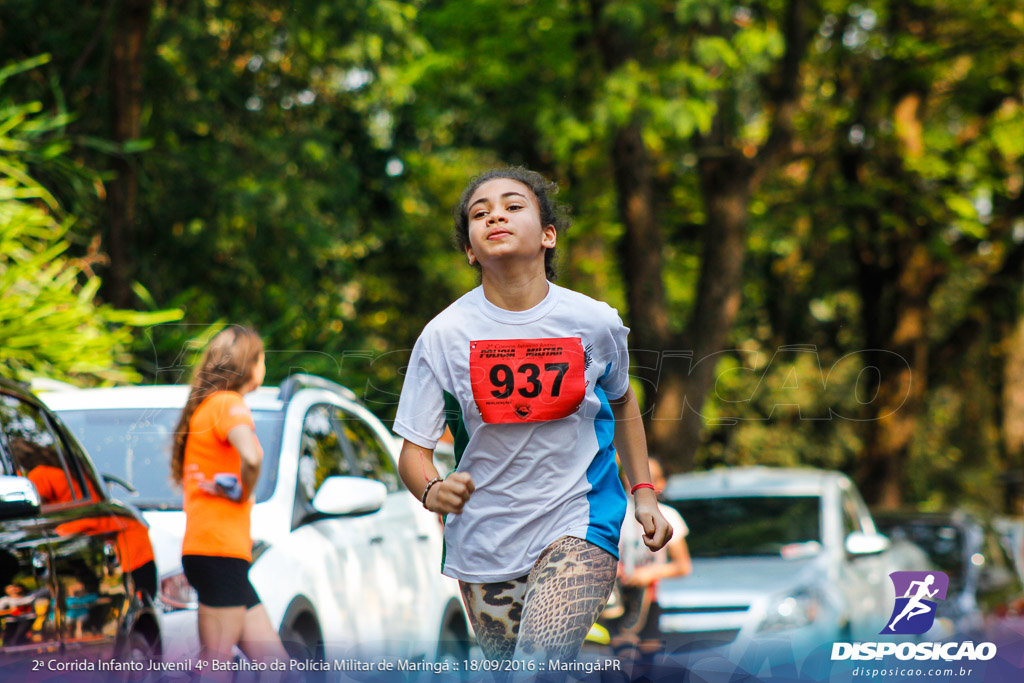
[[397, 0, 1024, 511], [392, 0, 810, 469], [5, 0, 1024, 513], [700, 0, 1024, 509], [1, 1, 448, 400], [0, 55, 180, 384]]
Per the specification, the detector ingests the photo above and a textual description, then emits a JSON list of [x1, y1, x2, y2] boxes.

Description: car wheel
[[437, 618, 470, 663], [120, 629, 158, 681], [280, 617, 324, 683], [280, 614, 324, 660]]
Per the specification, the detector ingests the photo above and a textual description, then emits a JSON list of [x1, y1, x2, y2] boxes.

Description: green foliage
[[704, 0, 1024, 508], [129, 0, 472, 400], [0, 56, 181, 385], [2, 1, 1024, 512]]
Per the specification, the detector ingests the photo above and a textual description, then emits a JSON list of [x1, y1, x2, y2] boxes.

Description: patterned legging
[[459, 535, 617, 662]]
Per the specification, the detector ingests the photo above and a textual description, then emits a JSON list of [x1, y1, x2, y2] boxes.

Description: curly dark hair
[[453, 166, 572, 281]]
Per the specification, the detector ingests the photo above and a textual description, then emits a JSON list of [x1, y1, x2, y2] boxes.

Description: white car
[[41, 375, 471, 663], [655, 467, 930, 666]]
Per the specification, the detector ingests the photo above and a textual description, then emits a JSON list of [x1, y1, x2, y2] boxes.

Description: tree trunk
[[1002, 310, 1024, 511], [648, 156, 750, 471], [856, 242, 934, 508], [1002, 309, 1024, 459], [589, 0, 674, 454], [610, 120, 671, 399], [590, 0, 805, 473], [106, 0, 152, 307]]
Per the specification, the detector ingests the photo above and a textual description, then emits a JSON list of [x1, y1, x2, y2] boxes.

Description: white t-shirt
[[394, 283, 631, 582], [619, 500, 689, 575]]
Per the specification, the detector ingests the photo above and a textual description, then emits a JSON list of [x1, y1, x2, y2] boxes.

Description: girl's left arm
[[608, 385, 673, 551], [227, 424, 262, 500]]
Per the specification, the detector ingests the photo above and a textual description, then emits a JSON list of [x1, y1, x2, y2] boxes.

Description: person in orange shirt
[[9, 438, 81, 505], [110, 513, 158, 602], [16, 437, 159, 610], [56, 513, 157, 604], [170, 326, 287, 672]]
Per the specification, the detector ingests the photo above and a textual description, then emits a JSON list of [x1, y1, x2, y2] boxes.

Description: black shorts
[[604, 585, 664, 643], [182, 555, 260, 609], [131, 560, 158, 601], [636, 600, 663, 642]]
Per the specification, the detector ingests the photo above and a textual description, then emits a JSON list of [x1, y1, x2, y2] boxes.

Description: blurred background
[[2, 0, 1024, 519]]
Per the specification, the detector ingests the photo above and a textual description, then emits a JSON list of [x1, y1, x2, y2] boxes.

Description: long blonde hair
[[171, 326, 264, 485]]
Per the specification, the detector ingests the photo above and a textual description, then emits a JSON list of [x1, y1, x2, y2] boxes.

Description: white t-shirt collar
[[473, 282, 562, 325]]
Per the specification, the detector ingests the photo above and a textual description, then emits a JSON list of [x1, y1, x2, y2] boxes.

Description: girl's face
[[246, 352, 266, 393], [464, 178, 556, 274]]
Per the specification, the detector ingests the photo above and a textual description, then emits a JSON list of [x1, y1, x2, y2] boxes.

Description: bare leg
[[238, 603, 290, 663], [196, 604, 246, 682]]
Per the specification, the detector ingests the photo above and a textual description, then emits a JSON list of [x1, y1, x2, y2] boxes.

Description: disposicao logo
[[881, 571, 949, 635], [830, 569, 997, 663]]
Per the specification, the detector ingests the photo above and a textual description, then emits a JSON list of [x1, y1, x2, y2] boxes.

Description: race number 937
[[469, 338, 587, 424]]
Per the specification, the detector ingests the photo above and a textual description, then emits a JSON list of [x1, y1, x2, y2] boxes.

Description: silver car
[[656, 467, 930, 667]]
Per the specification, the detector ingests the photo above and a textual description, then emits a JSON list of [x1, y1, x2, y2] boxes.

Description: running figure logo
[[881, 571, 949, 635]]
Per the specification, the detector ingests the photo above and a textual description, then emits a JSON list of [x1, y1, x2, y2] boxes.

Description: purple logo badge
[[881, 571, 949, 635]]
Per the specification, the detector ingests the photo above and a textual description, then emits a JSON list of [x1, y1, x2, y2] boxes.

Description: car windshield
[[666, 495, 822, 558], [875, 520, 967, 589], [56, 408, 284, 509]]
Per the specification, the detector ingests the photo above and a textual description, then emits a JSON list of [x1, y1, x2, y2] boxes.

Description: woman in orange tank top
[[170, 326, 288, 674]]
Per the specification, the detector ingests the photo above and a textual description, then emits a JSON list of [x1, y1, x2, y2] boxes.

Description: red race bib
[[469, 338, 587, 424]]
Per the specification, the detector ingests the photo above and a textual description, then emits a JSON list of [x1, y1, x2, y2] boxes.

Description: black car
[[874, 509, 1024, 637], [0, 378, 160, 669]]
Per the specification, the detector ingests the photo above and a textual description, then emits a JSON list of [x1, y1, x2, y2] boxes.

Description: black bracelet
[[421, 477, 442, 509]]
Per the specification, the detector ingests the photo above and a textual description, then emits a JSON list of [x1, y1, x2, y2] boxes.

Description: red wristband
[[631, 482, 657, 495]]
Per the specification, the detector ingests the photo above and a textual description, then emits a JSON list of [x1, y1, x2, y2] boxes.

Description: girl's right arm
[[398, 439, 474, 514]]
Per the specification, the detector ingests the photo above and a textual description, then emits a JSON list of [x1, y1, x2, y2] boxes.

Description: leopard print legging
[[459, 536, 617, 663]]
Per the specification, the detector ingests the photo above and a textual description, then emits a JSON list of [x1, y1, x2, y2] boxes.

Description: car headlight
[[159, 570, 198, 612], [759, 588, 821, 633]]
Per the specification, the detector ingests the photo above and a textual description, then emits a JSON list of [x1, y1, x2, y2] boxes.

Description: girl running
[[395, 167, 672, 663], [171, 326, 288, 673]]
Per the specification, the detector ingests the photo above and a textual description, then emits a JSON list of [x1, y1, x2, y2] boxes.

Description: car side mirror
[[0, 475, 42, 519], [311, 476, 387, 516], [102, 472, 138, 495], [846, 531, 891, 556]]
